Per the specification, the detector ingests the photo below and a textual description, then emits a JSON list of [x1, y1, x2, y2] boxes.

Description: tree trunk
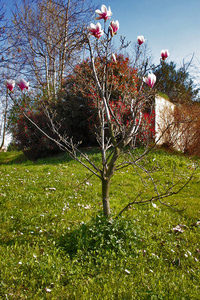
[[0, 92, 8, 151], [102, 178, 111, 216]]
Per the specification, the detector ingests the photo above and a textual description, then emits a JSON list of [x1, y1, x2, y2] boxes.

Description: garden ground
[[0, 149, 199, 299]]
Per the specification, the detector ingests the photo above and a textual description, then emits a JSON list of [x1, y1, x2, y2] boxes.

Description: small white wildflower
[[124, 269, 130, 274], [86, 181, 92, 186], [190, 269, 194, 273], [18, 261, 22, 265], [45, 288, 51, 293], [84, 205, 91, 209], [152, 203, 158, 209], [151, 253, 159, 259], [33, 254, 37, 258], [48, 187, 56, 191]]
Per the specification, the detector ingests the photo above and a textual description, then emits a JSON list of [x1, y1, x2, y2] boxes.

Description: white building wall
[[155, 96, 184, 151]]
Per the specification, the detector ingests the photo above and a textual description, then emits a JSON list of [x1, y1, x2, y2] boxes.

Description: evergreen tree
[[155, 61, 199, 104]]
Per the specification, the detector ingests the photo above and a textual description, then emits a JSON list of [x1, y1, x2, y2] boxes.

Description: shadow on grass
[[0, 147, 102, 166], [57, 214, 142, 260], [0, 151, 28, 165]]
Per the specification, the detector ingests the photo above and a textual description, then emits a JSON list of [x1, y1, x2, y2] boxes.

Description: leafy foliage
[[155, 61, 199, 104], [59, 214, 140, 259], [64, 54, 138, 128], [9, 54, 156, 159], [13, 110, 61, 160], [173, 103, 200, 155], [9, 92, 98, 159], [63, 54, 155, 144]]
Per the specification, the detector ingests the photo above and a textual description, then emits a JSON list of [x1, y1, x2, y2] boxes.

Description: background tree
[[4, 0, 94, 150], [154, 61, 199, 104], [0, 4, 13, 151], [10, 0, 94, 98]]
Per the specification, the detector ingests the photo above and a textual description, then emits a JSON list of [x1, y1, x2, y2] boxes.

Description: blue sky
[[2, 0, 200, 146], [93, 0, 200, 67], [4, 0, 200, 66]]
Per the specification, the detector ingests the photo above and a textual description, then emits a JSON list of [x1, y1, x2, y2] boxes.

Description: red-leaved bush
[[11, 54, 156, 159]]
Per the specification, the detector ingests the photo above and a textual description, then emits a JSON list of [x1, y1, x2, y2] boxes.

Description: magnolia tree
[[82, 5, 170, 215], [6, 5, 194, 216]]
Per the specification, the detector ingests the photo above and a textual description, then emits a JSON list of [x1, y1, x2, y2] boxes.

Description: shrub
[[173, 103, 200, 156], [13, 110, 61, 160], [12, 94, 98, 160]]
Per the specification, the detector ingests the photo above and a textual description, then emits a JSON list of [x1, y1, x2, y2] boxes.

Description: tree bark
[[102, 178, 111, 216], [0, 92, 8, 151]]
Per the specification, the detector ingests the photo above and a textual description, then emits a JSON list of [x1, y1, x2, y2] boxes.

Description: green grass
[[0, 149, 199, 299]]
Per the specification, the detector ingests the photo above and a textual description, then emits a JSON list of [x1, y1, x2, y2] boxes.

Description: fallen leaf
[[191, 221, 200, 226], [45, 187, 56, 191], [171, 225, 185, 233]]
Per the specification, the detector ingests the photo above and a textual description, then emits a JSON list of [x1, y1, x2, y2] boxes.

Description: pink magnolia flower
[[95, 5, 112, 21], [161, 49, 169, 60], [137, 35, 145, 45], [88, 22, 104, 39], [5, 79, 15, 91], [111, 53, 117, 63], [16, 78, 29, 90], [109, 20, 119, 37], [143, 73, 156, 88]]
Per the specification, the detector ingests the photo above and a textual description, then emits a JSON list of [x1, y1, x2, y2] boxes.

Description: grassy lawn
[[0, 149, 199, 299]]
